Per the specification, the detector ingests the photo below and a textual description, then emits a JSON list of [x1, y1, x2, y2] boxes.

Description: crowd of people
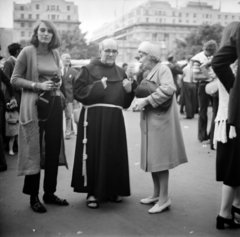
[[0, 18, 240, 231]]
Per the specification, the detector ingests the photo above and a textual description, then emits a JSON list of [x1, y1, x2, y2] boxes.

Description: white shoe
[[140, 196, 159, 204], [148, 199, 171, 214], [9, 151, 14, 156]]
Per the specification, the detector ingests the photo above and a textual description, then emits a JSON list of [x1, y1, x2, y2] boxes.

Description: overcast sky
[[0, 0, 240, 39]]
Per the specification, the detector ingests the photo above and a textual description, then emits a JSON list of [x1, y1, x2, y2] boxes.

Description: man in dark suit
[[3, 43, 22, 152], [3, 43, 22, 108], [61, 53, 78, 139]]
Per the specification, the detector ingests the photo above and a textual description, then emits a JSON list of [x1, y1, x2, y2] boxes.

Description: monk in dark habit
[[71, 38, 135, 209]]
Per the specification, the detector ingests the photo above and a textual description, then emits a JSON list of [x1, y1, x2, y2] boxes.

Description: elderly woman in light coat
[[134, 42, 188, 214]]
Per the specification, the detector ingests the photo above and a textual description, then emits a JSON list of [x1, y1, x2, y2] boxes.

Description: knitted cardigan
[[11, 45, 68, 176]]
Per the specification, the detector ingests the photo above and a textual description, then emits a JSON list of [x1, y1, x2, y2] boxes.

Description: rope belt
[[82, 103, 123, 186]]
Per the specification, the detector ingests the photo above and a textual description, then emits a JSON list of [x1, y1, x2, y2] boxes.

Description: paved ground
[[0, 105, 240, 237]]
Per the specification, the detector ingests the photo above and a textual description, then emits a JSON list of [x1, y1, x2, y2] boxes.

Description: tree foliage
[[173, 23, 224, 60], [58, 28, 98, 59]]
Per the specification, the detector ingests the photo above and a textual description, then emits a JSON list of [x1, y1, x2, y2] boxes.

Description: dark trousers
[[210, 95, 219, 149], [198, 82, 211, 142], [0, 105, 7, 168], [180, 83, 185, 113], [23, 96, 62, 196], [184, 82, 197, 118]]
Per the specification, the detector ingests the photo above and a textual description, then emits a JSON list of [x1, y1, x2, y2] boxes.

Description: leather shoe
[[140, 196, 159, 204], [148, 198, 171, 214]]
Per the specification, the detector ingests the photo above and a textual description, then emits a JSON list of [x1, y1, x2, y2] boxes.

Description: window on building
[[21, 23, 24, 27], [179, 19, 182, 23], [52, 15, 56, 20], [186, 20, 189, 23], [186, 13, 189, 17], [159, 11, 162, 15], [225, 15, 228, 19], [29, 31, 32, 37], [146, 17, 149, 22], [173, 19, 175, 24], [206, 14, 208, 18], [152, 33, 157, 41], [159, 18, 162, 23], [193, 13, 196, 18], [57, 6, 59, 11], [67, 6, 70, 11], [20, 6, 24, 10], [29, 14, 32, 19], [36, 14, 39, 19], [21, 14, 24, 19], [232, 15, 235, 20], [218, 15, 221, 19], [21, 31, 25, 37], [57, 15, 59, 20], [47, 5, 49, 10], [179, 13, 181, 17], [28, 22, 32, 27], [51, 5, 55, 10], [48, 15, 50, 19], [36, 4, 39, 10], [145, 10, 148, 15], [67, 15, 71, 20], [172, 12, 175, 16]]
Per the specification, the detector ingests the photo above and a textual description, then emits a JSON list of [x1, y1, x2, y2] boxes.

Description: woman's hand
[[133, 98, 149, 110], [39, 81, 54, 91], [101, 77, 107, 89], [122, 79, 132, 93]]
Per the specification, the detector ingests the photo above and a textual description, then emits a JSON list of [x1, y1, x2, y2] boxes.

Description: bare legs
[[219, 185, 240, 218], [151, 170, 169, 205], [9, 136, 16, 155], [147, 170, 171, 214]]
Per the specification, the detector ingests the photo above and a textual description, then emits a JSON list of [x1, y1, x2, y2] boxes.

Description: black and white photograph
[[1, 0, 240, 236]]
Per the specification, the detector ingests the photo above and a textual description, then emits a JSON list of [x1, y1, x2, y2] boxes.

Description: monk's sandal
[[30, 196, 47, 213]]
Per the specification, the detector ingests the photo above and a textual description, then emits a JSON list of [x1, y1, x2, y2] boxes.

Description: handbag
[[135, 79, 172, 111], [205, 79, 218, 96]]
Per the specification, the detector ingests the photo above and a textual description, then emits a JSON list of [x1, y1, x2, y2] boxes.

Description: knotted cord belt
[[82, 103, 123, 186]]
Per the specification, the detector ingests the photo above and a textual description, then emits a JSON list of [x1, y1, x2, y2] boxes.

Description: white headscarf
[[138, 41, 161, 62]]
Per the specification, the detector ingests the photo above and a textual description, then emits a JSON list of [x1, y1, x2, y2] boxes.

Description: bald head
[[61, 53, 71, 67], [99, 38, 118, 51], [99, 38, 118, 65]]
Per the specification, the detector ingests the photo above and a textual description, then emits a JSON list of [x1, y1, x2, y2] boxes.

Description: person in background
[[181, 55, 197, 119], [134, 41, 188, 214], [190, 40, 218, 143], [0, 68, 17, 171], [211, 21, 240, 230], [61, 53, 78, 139], [71, 38, 135, 209], [11, 19, 68, 213], [3, 43, 22, 153], [122, 63, 128, 73], [3, 43, 22, 109], [166, 54, 183, 100], [5, 104, 19, 155]]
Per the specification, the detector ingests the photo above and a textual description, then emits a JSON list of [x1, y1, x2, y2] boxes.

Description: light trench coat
[[140, 63, 188, 172]]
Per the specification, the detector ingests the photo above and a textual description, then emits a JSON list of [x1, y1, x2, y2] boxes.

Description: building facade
[[91, 0, 240, 64], [13, 0, 80, 44]]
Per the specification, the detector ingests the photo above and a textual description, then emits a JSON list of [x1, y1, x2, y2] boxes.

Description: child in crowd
[[5, 105, 19, 155]]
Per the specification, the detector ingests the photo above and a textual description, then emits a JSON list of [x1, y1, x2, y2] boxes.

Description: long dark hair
[[30, 20, 61, 49]]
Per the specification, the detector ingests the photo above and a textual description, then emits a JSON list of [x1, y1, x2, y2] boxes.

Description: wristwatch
[[31, 82, 37, 91]]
